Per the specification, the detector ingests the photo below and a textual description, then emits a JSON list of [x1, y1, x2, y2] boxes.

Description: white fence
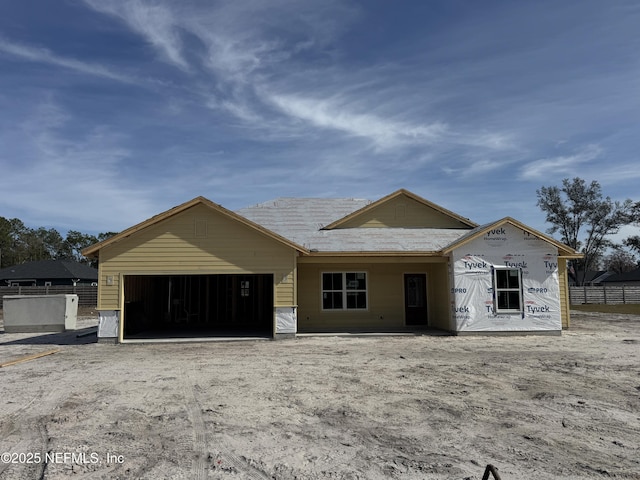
[[569, 285, 640, 305], [0, 285, 97, 308]]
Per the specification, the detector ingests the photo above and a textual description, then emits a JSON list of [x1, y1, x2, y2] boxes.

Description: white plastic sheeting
[[275, 307, 297, 334], [450, 223, 561, 332], [98, 310, 119, 339]]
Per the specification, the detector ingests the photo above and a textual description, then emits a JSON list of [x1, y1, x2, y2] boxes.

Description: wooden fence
[[0, 285, 97, 308], [569, 285, 640, 305]]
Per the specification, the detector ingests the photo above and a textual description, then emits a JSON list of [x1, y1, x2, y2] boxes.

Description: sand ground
[[0, 311, 638, 480]]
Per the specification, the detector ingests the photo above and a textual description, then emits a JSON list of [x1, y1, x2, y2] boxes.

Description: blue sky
[[1, 1, 639, 242]]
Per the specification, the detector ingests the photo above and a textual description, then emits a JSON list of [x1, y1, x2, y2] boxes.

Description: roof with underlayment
[[236, 197, 470, 253]]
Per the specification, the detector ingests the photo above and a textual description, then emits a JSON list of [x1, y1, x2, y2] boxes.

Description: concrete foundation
[[274, 333, 296, 340]]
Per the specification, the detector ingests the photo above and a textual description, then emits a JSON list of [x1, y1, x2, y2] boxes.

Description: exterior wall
[[450, 224, 561, 333], [297, 257, 450, 332], [558, 257, 571, 329], [96, 204, 297, 312], [336, 195, 470, 229]]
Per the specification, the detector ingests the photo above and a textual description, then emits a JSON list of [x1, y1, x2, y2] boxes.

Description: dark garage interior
[[123, 274, 274, 339]]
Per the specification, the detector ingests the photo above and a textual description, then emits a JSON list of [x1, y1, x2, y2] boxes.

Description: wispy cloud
[[268, 93, 448, 149], [81, 0, 355, 81], [0, 37, 136, 84], [186, 1, 358, 82], [0, 100, 155, 231], [83, 0, 189, 71], [591, 163, 640, 185], [442, 158, 508, 177], [519, 144, 603, 180], [78, 0, 515, 156], [458, 132, 514, 150]]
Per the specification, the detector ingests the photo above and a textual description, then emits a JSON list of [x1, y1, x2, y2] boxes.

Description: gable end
[[323, 189, 477, 230]]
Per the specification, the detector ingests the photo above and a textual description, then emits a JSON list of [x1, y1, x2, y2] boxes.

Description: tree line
[[0, 216, 115, 269]]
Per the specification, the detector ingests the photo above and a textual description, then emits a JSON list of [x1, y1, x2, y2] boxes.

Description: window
[[493, 268, 522, 314], [322, 272, 367, 310], [240, 280, 250, 297]]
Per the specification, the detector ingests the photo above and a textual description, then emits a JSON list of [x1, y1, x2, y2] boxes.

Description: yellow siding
[[297, 260, 450, 332], [96, 259, 119, 310], [335, 194, 470, 229], [558, 258, 571, 329], [97, 204, 296, 310]]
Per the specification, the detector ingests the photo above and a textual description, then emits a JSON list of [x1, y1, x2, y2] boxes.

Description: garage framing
[[121, 273, 275, 341]]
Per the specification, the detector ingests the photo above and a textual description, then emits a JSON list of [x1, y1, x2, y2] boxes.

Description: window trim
[[321, 271, 368, 311], [240, 280, 250, 297], [492, 267, 523, 314]]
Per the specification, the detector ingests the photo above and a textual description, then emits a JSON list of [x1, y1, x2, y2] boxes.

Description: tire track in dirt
[[182, 370, 208, 480], [0, 419, 48, 480], [0, 389, 57, 480], [182, 369, 271, 480], [0, 351, 77, 480]]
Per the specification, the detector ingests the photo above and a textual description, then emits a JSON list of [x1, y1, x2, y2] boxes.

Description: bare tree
[[603, 248, 638, 273], [623, 201, 640, 256], [536, 177, 635, 285]]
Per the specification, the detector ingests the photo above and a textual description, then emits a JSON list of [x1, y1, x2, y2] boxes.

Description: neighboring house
[[568, 270, 614, 286], [0, 259, 98, 287], [600, 268, 640, 286], [82, 189, 581, 343]]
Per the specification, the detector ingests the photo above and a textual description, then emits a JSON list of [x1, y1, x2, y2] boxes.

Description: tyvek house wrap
[[450, 223, 561, 332], [275, 307, 297, 334]]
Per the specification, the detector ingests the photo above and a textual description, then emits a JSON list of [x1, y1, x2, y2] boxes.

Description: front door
[[404, 273, 428, 325]]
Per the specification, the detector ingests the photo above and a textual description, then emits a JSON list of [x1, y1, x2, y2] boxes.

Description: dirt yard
[[0, 311, 638, 480]]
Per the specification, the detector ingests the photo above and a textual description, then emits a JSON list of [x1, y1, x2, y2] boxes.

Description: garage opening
[[122, 274, 274, 340]]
